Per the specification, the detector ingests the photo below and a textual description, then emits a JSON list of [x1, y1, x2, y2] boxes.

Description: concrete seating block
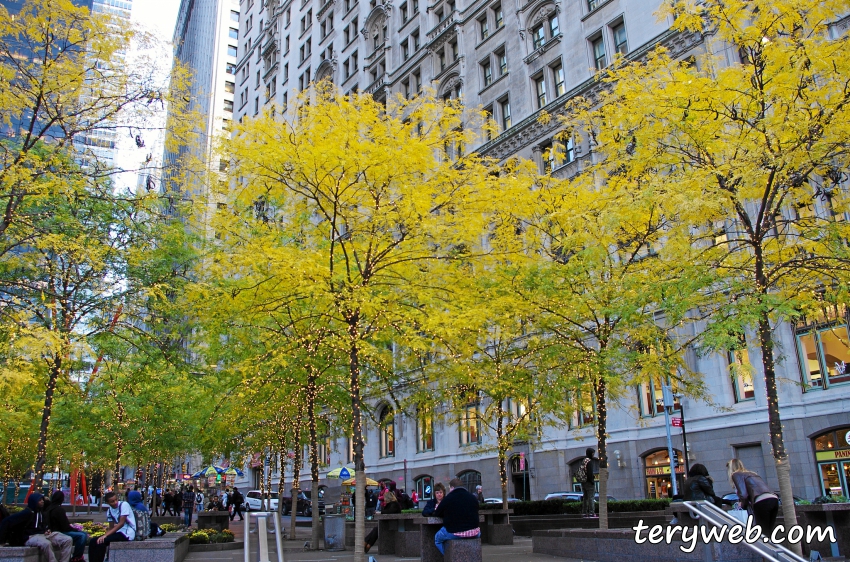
[[0, 546, 45, 562], [107, 535, 190, 562], [444, 536, 483, 562], [394, 531, 421, 557]]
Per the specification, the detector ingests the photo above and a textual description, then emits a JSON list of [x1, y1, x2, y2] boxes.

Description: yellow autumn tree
[[201, 82, 511, 559], [563, 0, 850, 542]]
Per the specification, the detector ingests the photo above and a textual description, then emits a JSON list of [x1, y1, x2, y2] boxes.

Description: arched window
[[379, 405, 395, 458], [414, 474, 434, 500], [457, 470, 481, 492]]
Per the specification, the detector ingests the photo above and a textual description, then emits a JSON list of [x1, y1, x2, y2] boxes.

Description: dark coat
[[682, 476, 717, 503], [381, 500, 401, 514], [731, 471, 772, 509], [433, 486, 479, 534], [421, 498, 439, 516], [46, 491, 73, 533]]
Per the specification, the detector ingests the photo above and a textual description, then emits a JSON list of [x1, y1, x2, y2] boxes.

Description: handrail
[[682, 501, 807, 562]]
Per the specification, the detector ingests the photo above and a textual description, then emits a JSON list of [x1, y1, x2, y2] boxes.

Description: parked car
[[483, 497, 521, 503], [244, 490, 279, 511], [281, 491, 325, 516]]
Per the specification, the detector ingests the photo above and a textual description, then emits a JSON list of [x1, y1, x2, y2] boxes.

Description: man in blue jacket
[[433, 478, 480, 554]]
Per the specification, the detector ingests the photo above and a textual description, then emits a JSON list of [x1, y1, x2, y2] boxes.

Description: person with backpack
[[46, 491, 89, 562], [578, 448, 597, 518], [229, 487, 245, 521], [182, 486, 196, 527], [88, 491, 137, 562], [195, 490, 204, 514]]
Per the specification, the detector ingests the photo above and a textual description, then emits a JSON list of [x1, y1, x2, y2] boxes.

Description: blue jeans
[[184, 506, 193, 527], [63, 530, 88, 558], [435, 526, 478, 555]]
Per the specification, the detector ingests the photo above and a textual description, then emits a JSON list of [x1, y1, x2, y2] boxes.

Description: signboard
[[339, 467, 350, 480], [815, 449, 850, 461], [645, 465, 685, 476], [249, 453, 262, 468], [519, 452, 525, 471], [671, 417, 683, 428]]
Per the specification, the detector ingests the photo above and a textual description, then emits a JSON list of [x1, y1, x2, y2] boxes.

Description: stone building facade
[[224, 0, 850, 502]]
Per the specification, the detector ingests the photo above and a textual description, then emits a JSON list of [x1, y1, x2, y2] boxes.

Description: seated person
[[46, 490, 89, 562], [421, 483, 445, 516], [88, 491, 136, 562], [0, 493, 73, 562], [364, 491, 400, 553], [433, 478, 480, 554]]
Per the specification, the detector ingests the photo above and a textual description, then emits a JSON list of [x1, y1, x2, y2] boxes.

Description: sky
[[112, 0, 180, 192]]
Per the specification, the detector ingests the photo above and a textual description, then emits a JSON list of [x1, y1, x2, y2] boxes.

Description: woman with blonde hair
[[727, 458, 779, 534]]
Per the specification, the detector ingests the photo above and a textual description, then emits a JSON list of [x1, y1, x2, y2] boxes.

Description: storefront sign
[[815, 449, 850, 461], [846, 430, 850, 447], [645, 465, 685, 476]]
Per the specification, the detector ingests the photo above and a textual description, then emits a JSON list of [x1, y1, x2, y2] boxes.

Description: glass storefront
[[643, 449, 684, 499], [813, 426, 850, 497]]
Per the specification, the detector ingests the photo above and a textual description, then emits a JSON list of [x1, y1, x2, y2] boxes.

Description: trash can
[[324, 514, 346, 551]]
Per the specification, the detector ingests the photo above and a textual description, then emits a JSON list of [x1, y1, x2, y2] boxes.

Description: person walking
[[728, 458, 779, 535], [229, 487, 245, 521], [578, 448, 597, 518], [182, 486, 196, 527]]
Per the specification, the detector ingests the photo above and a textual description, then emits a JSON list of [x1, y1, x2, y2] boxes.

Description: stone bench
[[0, 546, 45, 562], [196, 511, 230, 532], [151, 516, 183, 527], [107, 535, 190, 562], [444, 536, 483, 562]]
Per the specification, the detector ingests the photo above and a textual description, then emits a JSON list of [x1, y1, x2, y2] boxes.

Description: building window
[[228, 45, 238, 57], [798, 322, 850, 390], [229, 28, 239, 39], [728, 346, 755, 402], [401, 2, 409, 21], [317, 435, 331, 466], [457, 470, 481, 492], [592, 36, 607, 69], [412, 29, 420, 49], [226, 63, 236, 74], [482, 59, 492, 86], [225, 81, 235, 93], [638, 378, 681, 417], [230, 10, 240, 21], [813, 427, 850, 497], [459, 402, 481, 445], [253, 96, 258, 115], [568, 389, 595, 428], [413, 0, 419, 12], [587, 0, 599, 11], [438, 49, 446, 71], [548, 14, 559, 37], [534, 75, 546, 108], [497, 48, 507, 75], [479, 17, 489, 40], [379, 405, 395, 458], [494, 4, 503, 28], [532, 24, 545, 49], [643, 450, 684, 499], [402, 79, 410, 98], [224, 99, 234, 112], [552, 63, 565, 96], [500, 97, 511, 129], [414, 475, 434, 500], [450, 40, 458, 60], [613, 22, 628, 54], [417, 407, 434, 452], [403, 41, 410, 60]]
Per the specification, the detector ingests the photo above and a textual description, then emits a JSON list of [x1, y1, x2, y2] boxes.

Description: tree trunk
[[308, 380, 321, 550], [756, 305, 801, 555], [497, 414, 510, 522], [348, 316, 366, 562], [594, 377, 609, 530], [34, 357, 63, 488], [289, 422, 302, 540]]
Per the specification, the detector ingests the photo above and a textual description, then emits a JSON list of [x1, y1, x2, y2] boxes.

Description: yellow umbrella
[[327, 467, 355, 479], [342, 477, 378, 486]]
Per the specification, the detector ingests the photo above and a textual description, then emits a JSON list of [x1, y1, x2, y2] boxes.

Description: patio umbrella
[[221, 466, 243, 477], [191, 466, 220, 478], [327, 467, 355, 479], [342, 477, 378, 486]]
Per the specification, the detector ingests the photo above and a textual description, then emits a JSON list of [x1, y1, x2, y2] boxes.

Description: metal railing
[[682, 501, 807, 562], [244, 510, 285, 562]]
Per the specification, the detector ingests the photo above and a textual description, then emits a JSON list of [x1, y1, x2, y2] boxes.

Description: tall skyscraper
[[164, 0, 238, 202]]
